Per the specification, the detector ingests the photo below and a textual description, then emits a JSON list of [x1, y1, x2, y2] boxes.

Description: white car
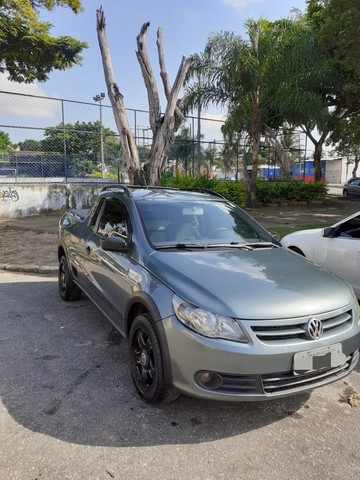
[[281, 211, 360, 299]]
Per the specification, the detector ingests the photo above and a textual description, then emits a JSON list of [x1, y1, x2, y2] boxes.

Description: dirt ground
[[0, 196, 360, 270]]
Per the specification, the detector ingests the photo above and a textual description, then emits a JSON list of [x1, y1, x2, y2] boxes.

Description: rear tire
[[129, 314, 179, 404], [58, 255, 82, 301]]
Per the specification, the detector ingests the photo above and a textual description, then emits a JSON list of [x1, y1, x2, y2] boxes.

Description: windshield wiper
[[205, 242, 254, 250], [243, 241, 278, 249], [156, 242, 252, 250], [155, 241, 278, 251], [155, 243, 207, 250]]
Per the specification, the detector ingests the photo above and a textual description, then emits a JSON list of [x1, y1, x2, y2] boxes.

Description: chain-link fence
[[0, 90, 311, 184], [0, 90, 232, 183]]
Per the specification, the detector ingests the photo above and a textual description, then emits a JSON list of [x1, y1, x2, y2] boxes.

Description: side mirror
[[101, 236, 129, 252], [323, 227, 336, 238]]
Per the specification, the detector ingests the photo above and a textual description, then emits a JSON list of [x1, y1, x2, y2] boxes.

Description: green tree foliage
[[42, 121, 117, 157], [186, 20, 295, 205], [308, 0, 360, 109], [203, 141, 218, 176], [328, 117, 360, 177], [168, 127, 196, 174], [262, 17, 336, 182], [138, 146, 151, 160], [0, 0, 87, 82], [281, 0, 360, 180], [18, 139, 43, 151], [0, 130, 13, 151], [219, 132, 239, 179], [187, 5, 360, 191], [18, 122, 121, 176]]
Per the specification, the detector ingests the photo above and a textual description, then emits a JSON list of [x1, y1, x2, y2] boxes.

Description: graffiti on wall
[[0, 187, 19, 203]]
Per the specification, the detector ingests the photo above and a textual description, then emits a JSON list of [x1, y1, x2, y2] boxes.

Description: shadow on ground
[[0, 276, 311, 448]]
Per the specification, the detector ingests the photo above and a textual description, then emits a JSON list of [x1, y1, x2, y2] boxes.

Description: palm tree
[[186, 20, 293, 206]]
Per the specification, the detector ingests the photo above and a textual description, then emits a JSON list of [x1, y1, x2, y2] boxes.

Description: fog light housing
[[195, 371, 223, 390]]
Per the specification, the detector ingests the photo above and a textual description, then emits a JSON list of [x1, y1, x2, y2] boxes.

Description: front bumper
[[162, 315, 360, 401]]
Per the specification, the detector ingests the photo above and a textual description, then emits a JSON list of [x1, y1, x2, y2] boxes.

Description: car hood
[[281, 228, 323, 246], [145, 246, 352, 319]]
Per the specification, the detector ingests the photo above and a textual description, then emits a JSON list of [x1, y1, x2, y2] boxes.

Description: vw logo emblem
[[305, 317, 323, 340]]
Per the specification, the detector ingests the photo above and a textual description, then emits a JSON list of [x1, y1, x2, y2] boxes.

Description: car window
[[97, 199, 129, 239], [135, 199, 273, 246], [347, 177, 360, 184], [89, 198, 105, 231], [337, 215, 360, 238]]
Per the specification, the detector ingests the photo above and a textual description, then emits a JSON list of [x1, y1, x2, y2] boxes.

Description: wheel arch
[[288, 245, 306, 257], [58, 245, 66, 262], [125, 293, 173, 386]]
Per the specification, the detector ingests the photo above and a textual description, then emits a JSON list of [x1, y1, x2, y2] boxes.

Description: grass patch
[[269, 223, 331, 239]]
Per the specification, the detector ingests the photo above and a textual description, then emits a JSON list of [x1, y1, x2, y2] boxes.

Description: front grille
[[215, 374, 262, 394], [262, 350, 358, 394], [251, 309, 352, 343]]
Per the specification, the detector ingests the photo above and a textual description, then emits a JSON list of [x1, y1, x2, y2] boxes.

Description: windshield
[[135, 198, 274, 247]]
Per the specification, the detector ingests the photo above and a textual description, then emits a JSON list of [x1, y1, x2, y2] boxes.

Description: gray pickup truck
[[58, 185, 360, 404]]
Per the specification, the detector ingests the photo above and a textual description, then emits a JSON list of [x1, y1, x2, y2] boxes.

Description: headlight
[[350, 289, 360, 326], [172, 295, 248, 343]]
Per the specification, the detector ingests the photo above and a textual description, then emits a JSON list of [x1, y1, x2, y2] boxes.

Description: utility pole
[[93, 92, 105, 177]]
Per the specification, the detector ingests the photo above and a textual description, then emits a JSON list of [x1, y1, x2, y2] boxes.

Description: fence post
[[62, 99, 68, 183]]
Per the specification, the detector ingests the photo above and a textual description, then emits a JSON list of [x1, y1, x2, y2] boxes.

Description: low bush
[[161, 174, 326, 207], [256, 180, 327, 205]]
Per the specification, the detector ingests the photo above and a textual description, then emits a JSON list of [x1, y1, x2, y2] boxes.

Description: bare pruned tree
[[96, 7, 192, 185]]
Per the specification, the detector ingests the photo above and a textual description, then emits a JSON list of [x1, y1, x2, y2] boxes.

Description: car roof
[[99, 185, 226, 202]]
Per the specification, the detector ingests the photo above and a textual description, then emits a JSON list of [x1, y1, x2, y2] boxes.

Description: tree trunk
[[96, 8, 192, 186], [302, 127, 328, 183], [137, 25, 192, 185], [352, 155, 360, 177], [248, 90, 261, 207], [96, 8, 141, 182], [313, 143, 323, 182]]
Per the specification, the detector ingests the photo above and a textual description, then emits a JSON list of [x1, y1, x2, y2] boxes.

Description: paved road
[[1, 271, 360, 480]]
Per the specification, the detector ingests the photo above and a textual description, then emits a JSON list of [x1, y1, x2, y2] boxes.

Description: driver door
[[83, 198, 131, 334]]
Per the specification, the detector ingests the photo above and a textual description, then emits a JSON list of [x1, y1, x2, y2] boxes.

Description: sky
[[1, 0, 307, 106], [0, 0, 307, 144]]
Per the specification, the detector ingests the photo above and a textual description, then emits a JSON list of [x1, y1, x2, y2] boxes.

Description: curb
[[0, 264, 58, 275]]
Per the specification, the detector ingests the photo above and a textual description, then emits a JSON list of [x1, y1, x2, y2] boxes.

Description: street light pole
[[93, 93, 105, 178]]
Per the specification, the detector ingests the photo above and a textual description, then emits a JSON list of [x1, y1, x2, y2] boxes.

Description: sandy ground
[[0, 197, 359, 270], [0, 213, 60, 269]]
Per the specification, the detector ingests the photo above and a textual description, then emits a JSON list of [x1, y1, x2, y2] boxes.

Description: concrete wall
[[0, 183, 104, 218]]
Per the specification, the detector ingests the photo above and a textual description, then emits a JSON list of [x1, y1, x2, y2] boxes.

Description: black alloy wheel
[[58, 255, 82, 301], [129, 314, 178, 404]]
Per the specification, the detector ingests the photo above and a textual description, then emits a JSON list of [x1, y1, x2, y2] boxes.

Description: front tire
[[58, 255, 82, 301], [129, 314, 178, 404]]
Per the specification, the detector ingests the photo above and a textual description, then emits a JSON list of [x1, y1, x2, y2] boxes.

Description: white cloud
[[0, 74, 58, 118], [0, 73, 43, 96], [221, 0, 262, 11], [201, 113, 226, 142]]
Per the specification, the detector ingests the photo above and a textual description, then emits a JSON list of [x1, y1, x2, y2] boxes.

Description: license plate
[[293, 343, 346, 375]]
